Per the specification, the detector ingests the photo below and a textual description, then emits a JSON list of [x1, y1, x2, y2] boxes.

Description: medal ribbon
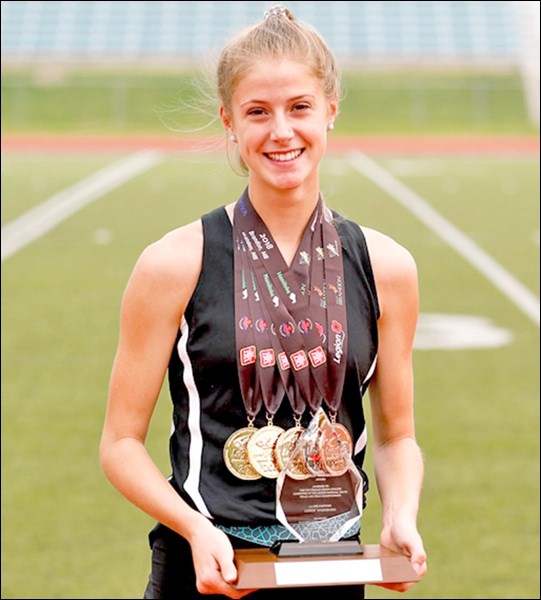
[[233, 189, 348, 418]]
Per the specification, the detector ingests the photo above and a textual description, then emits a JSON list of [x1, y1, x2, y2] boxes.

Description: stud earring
[[327, 122, 335, 131], [229, 134, 237, 142]]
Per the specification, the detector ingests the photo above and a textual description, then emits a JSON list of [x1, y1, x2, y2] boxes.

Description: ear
[[328, 96, 339, 121], [219, 105, 233, 133]]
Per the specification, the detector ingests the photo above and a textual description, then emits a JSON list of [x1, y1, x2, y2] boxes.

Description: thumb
[[411, 552, 428, 577], [220, 556, 238, 584]]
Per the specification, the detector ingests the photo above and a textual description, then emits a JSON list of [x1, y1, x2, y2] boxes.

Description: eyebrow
[[240, 94, 317, 107]]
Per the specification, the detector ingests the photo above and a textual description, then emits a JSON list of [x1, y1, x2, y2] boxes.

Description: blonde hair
[[217, 5, 341, 174], [218, 5, 341, 111]]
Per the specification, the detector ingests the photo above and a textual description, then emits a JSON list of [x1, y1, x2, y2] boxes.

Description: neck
[[248, 184, 319, 240]]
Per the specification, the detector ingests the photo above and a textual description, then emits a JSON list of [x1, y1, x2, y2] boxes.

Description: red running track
[[2, 133, 539, 154]]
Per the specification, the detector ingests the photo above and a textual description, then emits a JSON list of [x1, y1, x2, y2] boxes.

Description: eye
[[293, 103, 311, 112], [247, 107, 267, 116]]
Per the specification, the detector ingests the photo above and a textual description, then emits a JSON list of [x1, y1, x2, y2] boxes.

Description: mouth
[[264, 148, 304, 163]]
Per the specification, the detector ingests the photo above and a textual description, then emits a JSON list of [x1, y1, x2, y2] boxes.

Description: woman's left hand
[[373, 522, 428, 592]]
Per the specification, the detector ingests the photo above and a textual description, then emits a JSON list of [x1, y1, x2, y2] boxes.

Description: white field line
[[348, 151, 540, 327], [1, 149, 163, 261]]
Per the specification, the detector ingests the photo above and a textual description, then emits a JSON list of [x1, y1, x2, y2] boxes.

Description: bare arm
[[363, 227, 428, 591], [99, 221, 251, 598]]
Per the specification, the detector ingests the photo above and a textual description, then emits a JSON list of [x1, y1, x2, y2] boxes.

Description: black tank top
[[166, 205, 379, 526]]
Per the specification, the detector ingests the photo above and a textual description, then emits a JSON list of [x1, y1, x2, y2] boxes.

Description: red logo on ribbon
[[240, 345, 257, 366], [290, 350, 309, 371], [309, 346, 327, 367], [259, 348, 276, 368]]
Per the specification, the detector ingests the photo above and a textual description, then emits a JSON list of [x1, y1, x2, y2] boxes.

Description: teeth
[[267, 149, 302, 162]]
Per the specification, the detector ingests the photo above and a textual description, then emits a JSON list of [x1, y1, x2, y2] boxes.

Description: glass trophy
[[274, 407, 364, 553]]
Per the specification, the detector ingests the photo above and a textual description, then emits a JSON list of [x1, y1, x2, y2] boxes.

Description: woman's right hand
[[188, 519, 257, 598]]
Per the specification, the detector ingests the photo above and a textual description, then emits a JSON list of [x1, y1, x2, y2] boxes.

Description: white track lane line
[[2, 149, 163, 261], [348, 151, 540, 326]]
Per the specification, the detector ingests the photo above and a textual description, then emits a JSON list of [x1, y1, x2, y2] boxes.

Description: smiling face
[[221, 58, 337, 197]]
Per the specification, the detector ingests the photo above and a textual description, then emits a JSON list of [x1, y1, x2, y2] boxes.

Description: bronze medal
[[246, 425, 284, 479], [274, 426, 311, 480], [333, 423, 353, 451], [223, 427, 262, 480], [320, 423, 353, 476]]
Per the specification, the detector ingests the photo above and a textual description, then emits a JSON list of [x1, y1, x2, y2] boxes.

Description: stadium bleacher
[[0, 0, 526, 64]]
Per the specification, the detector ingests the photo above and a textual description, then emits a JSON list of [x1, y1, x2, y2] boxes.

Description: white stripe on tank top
[[177, 317, 212, 518], [354, 355, 377, 456]]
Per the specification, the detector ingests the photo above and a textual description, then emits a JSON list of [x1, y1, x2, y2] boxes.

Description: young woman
[[100, 5, 427, 599]]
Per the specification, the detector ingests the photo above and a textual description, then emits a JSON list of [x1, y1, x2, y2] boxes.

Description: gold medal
[[320, 423, 353, 476], [223, 427, 262, 480], [246, 425, 284, 479], [274, 426, 311, 480]]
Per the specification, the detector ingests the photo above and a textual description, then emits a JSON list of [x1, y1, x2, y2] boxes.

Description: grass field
[[2, 142, 539, 599]]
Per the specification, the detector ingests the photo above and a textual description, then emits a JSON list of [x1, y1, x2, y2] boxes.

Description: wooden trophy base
[[234, 543, 419, 589]]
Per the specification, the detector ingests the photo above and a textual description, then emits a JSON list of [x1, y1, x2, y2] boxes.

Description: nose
[[270, 114, 294, 142]]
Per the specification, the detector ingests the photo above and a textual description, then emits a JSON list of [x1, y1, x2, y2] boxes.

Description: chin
[[270, 168, 310, 188], [271, 178, 304, 191]]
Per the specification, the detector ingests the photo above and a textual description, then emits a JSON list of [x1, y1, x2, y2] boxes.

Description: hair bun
[[263, 5, 291, 20]]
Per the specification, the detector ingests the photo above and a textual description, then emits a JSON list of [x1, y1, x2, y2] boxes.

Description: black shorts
[[143, 526, 365, 599]]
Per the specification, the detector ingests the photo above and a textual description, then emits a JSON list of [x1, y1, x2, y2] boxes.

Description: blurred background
[[2, 2, 539, 599], [2, 0, 540, 135]]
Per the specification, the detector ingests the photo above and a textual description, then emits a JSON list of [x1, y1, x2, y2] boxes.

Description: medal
[[246, 424, 284, 479], [333, 423, 353, 450], [223, 427, 262, 480], [320, 422, 353, 476], [274, 426, 311, 480]]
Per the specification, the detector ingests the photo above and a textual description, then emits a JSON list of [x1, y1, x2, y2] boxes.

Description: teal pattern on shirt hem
[[216, 516, 360, 547]]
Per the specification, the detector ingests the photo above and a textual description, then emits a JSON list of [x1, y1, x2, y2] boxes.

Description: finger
[[221, 564, 238, 585]]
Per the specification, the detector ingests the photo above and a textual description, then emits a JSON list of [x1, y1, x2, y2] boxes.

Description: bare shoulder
[[360, 225, 418, 295], [127, 219, 204, 310], [140, 219, 203, 272]]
